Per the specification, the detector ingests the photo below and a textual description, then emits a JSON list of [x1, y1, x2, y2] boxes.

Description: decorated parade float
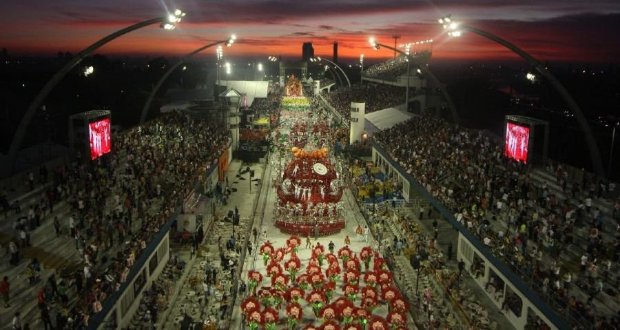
[[274, 146, 345, 236], [273, 75, 345, 236]]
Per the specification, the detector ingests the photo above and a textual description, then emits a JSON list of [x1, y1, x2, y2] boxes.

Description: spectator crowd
[[374, 115, 619, 329], [3, 111, 230, 328], [363, 56, 409, 80], [322, 84, 405, 120]]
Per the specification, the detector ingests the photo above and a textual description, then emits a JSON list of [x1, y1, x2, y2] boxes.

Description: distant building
[[302, 43, 314, 61], [333, 42, 338, 63]]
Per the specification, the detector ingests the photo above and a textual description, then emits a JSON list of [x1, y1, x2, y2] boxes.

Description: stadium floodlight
[[526, 72, 536, 82], [368, 37, 379, 50], [438, 15, 451, 24], [440, 15, 462, 37], [226, 34, 236, 47], [84, 66, 94, 77], [448, 30, 462, 37], [359, 54, 364, 83], [162, 9, 186, 30], [216, 45, 223, 60]]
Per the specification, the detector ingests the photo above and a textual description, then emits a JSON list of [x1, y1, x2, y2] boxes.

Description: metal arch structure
[[323, 65, 344, 87], [319, 57, 351, 88], [7, 16, 170, 175], [459, 24, 604, 176], [139, 39, 230, 124], [374, 42, 460, 124]]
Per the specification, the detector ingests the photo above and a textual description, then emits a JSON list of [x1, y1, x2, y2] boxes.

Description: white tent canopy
[[218, 80, 269, 107], [364, 105, 413, 131]]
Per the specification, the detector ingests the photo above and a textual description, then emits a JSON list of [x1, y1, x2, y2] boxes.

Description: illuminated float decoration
[[275, 146, 345, 235]]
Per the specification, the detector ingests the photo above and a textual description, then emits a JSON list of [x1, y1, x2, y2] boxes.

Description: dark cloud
[[2, 0, 619, 63], [467, 13, 620, 62], [291, 32, 315, 36], [179, 0, 620, 25], [183, 0, 429, 24]]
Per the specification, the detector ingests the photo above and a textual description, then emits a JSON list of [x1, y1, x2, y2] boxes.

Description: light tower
[[392, 35, 400, 59]]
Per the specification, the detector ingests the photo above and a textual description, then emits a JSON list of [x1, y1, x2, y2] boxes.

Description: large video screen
[[89, 118, 111, 160], [505, 121, 530, 163]]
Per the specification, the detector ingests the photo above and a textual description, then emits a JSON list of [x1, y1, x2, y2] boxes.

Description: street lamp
[[267, 56, 282, 84], [526, 72, 536, 82], [401, 39, 433, 56], [439, 14, 604, 176], [139, 35, 236, 124], [359, 54, 364, 84], [368, 37, 459, 122], [162, 9, 186, 30], [610, 121, 619, 177], [226, 34, 237, 47], [217, 45, 224, 90], [310, 57, 351, 88], [83, 66, 94, 77], [7, 9, 186, 175]]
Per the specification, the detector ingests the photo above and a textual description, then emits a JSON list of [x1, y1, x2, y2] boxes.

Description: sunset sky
[[2, 0, 620, 63]]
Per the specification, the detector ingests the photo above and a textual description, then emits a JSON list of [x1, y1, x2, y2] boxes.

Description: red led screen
[[505, 122, 530, 163], [89, 118, 111, 160]]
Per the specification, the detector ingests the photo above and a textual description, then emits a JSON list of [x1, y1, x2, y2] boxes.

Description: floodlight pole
[[610, 125, 617, 178], [360, 54, 364, 84], [7, 16, 172, 175]]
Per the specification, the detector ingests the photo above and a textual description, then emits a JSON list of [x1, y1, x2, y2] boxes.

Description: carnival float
[[273, 75, 345, 236]]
